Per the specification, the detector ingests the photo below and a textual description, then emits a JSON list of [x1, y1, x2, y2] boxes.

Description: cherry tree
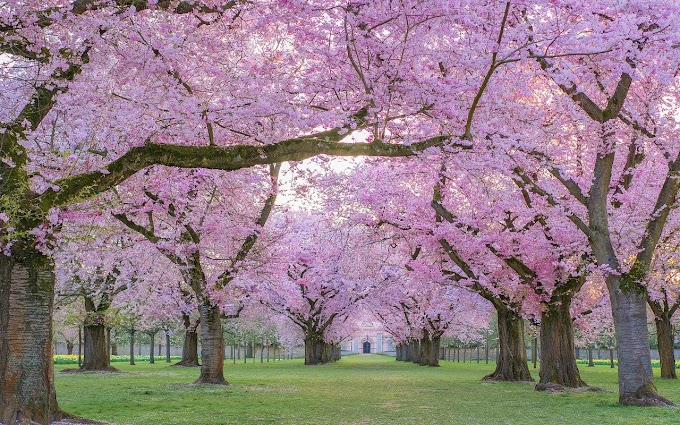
[[645, 227, 680, 379], [110, 166, 280, 383], [1, 1, 461, 419], [255, 214, 381, 365], [484, 3, 680, 405]]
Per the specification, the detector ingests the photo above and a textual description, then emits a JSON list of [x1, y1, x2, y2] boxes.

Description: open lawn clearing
[[54, 354, 680, 425]]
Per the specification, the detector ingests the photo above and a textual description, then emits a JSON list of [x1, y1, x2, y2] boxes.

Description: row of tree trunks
[[395, 332, 441, 367], [0, 251, 63, 425], [322, 342, 341, 363], [303, 336, 340, 365]]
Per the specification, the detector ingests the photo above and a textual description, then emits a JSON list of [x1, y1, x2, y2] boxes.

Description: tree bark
[[106, 327, 111, 359], [425, 334, 441, 367], [195, 302, 227, 384], [174, 314, 200, 367], [129, 329, 135, 365], [66, 341, 74, 355], [418, 333, 432, 366], [0, 251, 63, 425], [655, 314, 677, 379], [304, 335, 325, 365], [81, 322, 114, 371], [166, 332, 171, 363], [538, 299, 585, 388], [609, 275, 673, 406], [149, 332, 155, 364], [484, 303, 533, 382]]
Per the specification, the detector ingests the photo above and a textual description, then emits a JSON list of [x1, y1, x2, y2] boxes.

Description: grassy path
[[55, 354, 680, 424]]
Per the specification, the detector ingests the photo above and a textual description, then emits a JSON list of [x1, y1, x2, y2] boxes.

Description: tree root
[[60, 366, 121, 374], [620, 382, 677, 407], [482, 372, 534, 382], [193, 375, 229, 385], [172, 360, 201, 367], [535, 383, 607, 394]]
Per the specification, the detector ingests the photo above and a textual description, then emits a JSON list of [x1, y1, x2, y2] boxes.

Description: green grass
[[54, 355, 183, 364], [55, 355, 680, 425]]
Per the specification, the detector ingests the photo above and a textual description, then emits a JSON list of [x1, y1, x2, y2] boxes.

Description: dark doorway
[[363, 341, 371, 354]]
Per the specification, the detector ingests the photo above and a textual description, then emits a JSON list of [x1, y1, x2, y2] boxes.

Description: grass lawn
[[55, 354, 680, 425]]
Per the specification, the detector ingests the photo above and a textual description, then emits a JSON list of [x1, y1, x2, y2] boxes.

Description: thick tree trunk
[[537, 299, 585, 388], [655, 314, 677, 379], [304, 335, 325, 365], [174, 315, 200, 367], [429, 335, 441, 367], [484, 304, 533, 382], [0, 251, 63, 425], [66, 341, 74, 355], [81, 322, 114, 371], [175, 330, 200, 367], [609, 275, 673, 406], [195, 302, 226, 384], [418, 331, 432, 366], [411, 339, 421, 364], [111, 340, 118, 356], [418, 333, 441, 367]]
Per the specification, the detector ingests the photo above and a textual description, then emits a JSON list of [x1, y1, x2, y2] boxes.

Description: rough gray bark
[[148, 332, 156, 364], [129, 329, 135, 365], [174, 314, 200, 367], [78, 294, 119, 372], [81, 322, 113, 371], [484, 303, 533, 382], [655, 314, 677, 379], [195, 302, 226, 384], [607, 274, 673, 405], [303, 335, 340, 365], [538, 298, 585, 388], [0, 251, 63, 425]]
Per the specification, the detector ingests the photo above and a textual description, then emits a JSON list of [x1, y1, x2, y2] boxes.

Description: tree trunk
[[66, 341, 74, 355], [149, 332, 155, 364], [81, 322, 112, 370], [609, 275, 673, 406], [195, 302, 226, 384], [412, 339, 421, 364], [166, 332, 171, 363], [655, 314, 677, 379], [418, 332, 432, 366], [78, 327, 82, 367], [304, 335, 325, 365], [484, 303, 533, 382], [106, 327, 111, 360], [111, 341, 118, 356], [0, 251, 63, 425], [174, 314, 200, 367], [129, 330, 135, 365], [537, 299, 585, 388], [425, 334, 441, 367]]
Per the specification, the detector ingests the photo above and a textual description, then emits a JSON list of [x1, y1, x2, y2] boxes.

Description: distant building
[[343, 320, 394, 354]]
